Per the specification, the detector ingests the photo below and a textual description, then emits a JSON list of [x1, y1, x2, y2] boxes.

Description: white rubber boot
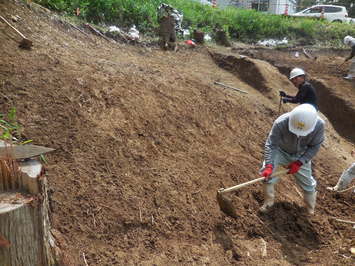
[[259, 183, 275, 213], [303, 191, 317, 215]]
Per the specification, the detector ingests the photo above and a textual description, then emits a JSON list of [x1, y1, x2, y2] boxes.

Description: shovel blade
[[0, 144, 55, 160]]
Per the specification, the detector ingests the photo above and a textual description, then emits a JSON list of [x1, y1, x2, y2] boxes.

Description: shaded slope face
[[1, 1, 354, 265]]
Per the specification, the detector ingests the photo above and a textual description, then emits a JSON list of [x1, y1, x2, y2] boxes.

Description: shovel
[[0, 15, 33, 49], [217, 167, 289, 218], [0, 144, 55, 160]]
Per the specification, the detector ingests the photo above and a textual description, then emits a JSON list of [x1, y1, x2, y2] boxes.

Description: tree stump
[[193, 30, 205, 44], [215, 29, 231, 47], [0, 157, 57, 265]]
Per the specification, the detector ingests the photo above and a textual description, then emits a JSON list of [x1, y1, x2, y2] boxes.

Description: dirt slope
[[1, 1, 354, 265]]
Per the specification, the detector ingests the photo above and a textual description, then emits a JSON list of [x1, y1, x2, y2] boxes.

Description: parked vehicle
[[199, 0, 212, 6], [345, 17, 355, 24], [291, 5, 349, 23]]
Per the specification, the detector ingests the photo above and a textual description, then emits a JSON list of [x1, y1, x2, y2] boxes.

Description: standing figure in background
[[279, 68, 318, 110], [343, 35, 355, 80], [157, 4, 182, 51]]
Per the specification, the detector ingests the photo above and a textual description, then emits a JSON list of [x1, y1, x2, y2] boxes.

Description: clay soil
[[0, 1, 354, 265]]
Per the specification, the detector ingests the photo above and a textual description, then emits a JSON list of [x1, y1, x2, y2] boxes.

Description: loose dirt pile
[[1, 1, 354, 265]]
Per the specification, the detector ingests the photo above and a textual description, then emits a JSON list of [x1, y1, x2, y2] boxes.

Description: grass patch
[[0, 107, 21, 141], [33, 0, 355, 44]]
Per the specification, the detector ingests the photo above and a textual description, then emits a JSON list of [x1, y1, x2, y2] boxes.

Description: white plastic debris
[[204, 34, 212, 41], [128, 25, 139, 40], [257, 37, 288, 47], [183, 29, 190, 38], [295, 51, 299, 58], [108, 26, 121, 33]]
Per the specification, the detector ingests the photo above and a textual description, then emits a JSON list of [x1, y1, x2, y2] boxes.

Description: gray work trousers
[[262, 148, 316, 192]]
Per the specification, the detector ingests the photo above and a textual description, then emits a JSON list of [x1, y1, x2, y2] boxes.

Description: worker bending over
[[260, 104, 325, 215]]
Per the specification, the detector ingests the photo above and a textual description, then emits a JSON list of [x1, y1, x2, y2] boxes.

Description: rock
[[11, 15, 20, 22], [225, 250, 233, 260]]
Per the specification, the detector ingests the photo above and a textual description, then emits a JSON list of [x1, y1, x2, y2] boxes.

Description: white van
[[291, 5, 349, 23]]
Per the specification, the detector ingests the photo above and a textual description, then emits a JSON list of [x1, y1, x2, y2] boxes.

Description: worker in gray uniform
[[259, 104, 325, 215], [343, 35, 355, 80]]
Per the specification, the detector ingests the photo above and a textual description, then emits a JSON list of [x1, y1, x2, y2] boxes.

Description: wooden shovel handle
[[219, 168, 289, 194], [0, 15, 27, 39]]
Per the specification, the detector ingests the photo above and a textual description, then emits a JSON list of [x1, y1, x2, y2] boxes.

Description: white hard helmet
[[289, 68, 305, 80], [288, 104, 318, 136], [344, 35, 352, 46]]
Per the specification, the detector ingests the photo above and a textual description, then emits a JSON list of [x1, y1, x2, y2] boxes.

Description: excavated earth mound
[[1, 1, 354, 265]]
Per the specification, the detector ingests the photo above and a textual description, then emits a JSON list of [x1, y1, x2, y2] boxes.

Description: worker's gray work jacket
[[264, 113, 325, 166]]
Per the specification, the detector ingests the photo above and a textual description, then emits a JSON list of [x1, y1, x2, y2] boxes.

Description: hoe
[[217, 167, 289, 218], [0, 15, 33, 49]]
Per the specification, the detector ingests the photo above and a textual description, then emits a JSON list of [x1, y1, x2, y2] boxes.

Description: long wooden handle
[[214, 81, 248, 94], [219, 168, 289, 194], [0, 15, 27, 39]]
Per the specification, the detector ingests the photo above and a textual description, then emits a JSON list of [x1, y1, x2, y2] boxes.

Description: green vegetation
[[0, 107, 21, 141], [33, 0, 355, 44]]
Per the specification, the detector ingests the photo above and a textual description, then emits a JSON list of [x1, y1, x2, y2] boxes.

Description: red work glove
[[261, 164, 273, 181], [287, 160, 303, 174]]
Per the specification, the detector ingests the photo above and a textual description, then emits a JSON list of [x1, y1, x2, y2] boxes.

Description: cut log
[[0, 199, 43, 265], [0, 156, 58, 265], [193, 30, 204, 44], [0, 189, 57, 265], [215, 29, 231, 47], [0, 158, 42, 194]]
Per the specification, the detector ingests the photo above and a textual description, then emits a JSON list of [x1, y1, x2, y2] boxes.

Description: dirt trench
[[210, 50, 355, 144], [311, 78, 355, 143], [209, 51, 267, 91], [271, 62, 355, 144]]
